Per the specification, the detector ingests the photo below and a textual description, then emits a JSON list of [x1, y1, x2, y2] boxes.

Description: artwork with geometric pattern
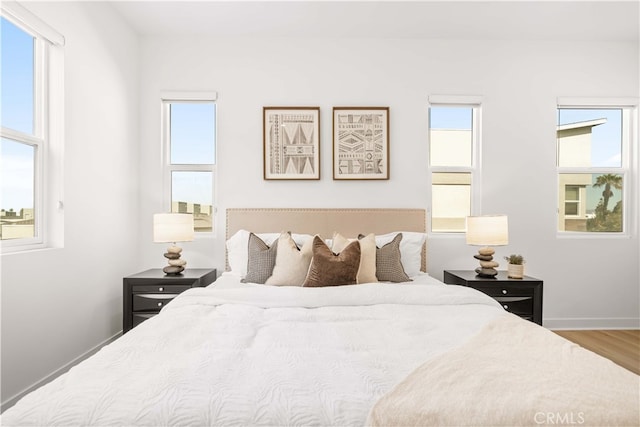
[[263, 107, 320, 180], [333, 108, 389, 180]]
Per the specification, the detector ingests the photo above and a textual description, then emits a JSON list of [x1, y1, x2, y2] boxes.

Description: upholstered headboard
[[225, 208, 427, 271]]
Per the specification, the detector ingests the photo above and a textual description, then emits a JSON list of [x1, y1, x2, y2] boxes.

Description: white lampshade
[[466, 215, 509, 246], [153, 213, 194, 243]]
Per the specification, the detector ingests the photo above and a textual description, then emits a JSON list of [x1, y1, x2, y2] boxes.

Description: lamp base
[[163, 268, 184, 276], [475, 267, 498, 278], [473, 246, 499, 277], [163, 245, 187, 275]]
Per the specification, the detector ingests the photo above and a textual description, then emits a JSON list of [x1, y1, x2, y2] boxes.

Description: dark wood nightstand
[[123, 268, 217, 333], [443, 270, 543, 325]]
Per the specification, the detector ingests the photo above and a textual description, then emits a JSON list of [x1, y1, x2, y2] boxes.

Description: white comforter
[[3, 274, 504, 426]]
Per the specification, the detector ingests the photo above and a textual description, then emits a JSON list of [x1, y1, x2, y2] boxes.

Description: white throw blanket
[[2, 280, 503, 426], [367, 314, 640, 427]]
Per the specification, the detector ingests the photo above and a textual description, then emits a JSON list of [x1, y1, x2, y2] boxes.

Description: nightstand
[[123, 268, 217, 333], [443, 270, 543, 325]]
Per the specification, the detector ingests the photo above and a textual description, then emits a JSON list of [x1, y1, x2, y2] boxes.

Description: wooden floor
[[554, 330, 639, 375]]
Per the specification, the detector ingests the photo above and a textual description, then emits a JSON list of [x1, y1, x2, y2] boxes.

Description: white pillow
[[226, 229, 312, 277], [332, 233, 378, 284], [375, 231, 426, 277], [265, 233, 314, 286]]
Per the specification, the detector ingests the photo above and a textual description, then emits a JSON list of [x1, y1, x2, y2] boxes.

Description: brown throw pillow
[[333, 233, 377, 284], [303, 236, 361, 288]]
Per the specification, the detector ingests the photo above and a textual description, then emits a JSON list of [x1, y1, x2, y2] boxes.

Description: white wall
[[1, 1, 140, 406], [139, 36, 639, 329], [1, 3, 638, 410]]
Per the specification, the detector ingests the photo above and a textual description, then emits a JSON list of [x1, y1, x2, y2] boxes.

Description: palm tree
[[592, 174, 622, 217]]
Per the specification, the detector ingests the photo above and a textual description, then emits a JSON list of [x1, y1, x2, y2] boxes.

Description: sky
[[430, 106, 472, 130], [558, 108, 624, 211], [1, 17, 35, 212], [558, 108, 622, 168], [169, 103, 216, 207]]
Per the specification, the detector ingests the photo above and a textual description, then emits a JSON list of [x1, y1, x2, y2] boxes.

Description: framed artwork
[[333, 107, 389, 180], [263, 107, 320, 180]]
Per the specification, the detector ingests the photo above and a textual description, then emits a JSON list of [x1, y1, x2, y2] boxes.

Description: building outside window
[[1, 6, 64, 252], [162, 93, 217, 233], [564, 186, 581, 217], [428, 96, 481, 233], [556, 102, 635, 234]]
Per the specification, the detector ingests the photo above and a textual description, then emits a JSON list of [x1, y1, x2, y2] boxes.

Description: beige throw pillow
[[332, 233, 378, 284], [265, 232, 314, 286]]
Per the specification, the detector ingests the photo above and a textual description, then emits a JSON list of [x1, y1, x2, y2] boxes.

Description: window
[[428, 96, 481, 233], [564, 186, 580, 216], [1, 5, 64, 251], [162, 93, 217, 233], [556, 100, 636, 234]]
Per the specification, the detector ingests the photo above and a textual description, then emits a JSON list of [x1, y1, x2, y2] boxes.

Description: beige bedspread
[[367, 314, 639, 427]]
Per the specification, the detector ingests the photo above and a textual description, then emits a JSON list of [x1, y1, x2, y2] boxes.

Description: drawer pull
[[502, 289, 507, 295], [503, 304, 509, 310], [157, 302, 163, 307], [158, 287, 164, 292]]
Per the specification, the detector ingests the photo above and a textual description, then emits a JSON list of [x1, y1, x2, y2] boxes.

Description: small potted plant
[[504, 254, 525, 279]]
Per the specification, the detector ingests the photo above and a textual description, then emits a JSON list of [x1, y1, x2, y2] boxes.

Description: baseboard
[[1, 331, 122, 414], [545, 317, 640, 330]]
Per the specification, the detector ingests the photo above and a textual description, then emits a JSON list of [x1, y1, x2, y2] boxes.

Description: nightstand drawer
[[495, 296, 533, 315], [132, 294, 179, 311], [132, 284, 192, 294], [473, 285, 533, 298]]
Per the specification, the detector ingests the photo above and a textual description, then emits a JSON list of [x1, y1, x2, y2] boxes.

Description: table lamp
[[466, 215, 508, 277], [153, 213, 194, 275]]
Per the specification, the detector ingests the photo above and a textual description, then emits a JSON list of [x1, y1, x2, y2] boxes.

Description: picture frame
[[263, 106, 320, 180], [333, 107, 389, 180]]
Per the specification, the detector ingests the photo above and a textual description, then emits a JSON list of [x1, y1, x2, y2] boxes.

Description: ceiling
[[111, 1, 640, 41]]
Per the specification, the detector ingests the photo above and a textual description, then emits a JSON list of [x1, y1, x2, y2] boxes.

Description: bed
[[2, 208, 638, 426]]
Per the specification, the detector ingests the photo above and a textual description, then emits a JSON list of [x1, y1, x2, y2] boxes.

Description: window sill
[[556, 232, 631, 240], [1, 244, 62, 256]]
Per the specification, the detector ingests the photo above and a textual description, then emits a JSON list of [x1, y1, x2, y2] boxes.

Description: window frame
[[160, 92, 218, 237], [556, 97, 638, 238], [563, 185, 581, 218], [427, 95, 483, 235], [1, 4, 64, 253]]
